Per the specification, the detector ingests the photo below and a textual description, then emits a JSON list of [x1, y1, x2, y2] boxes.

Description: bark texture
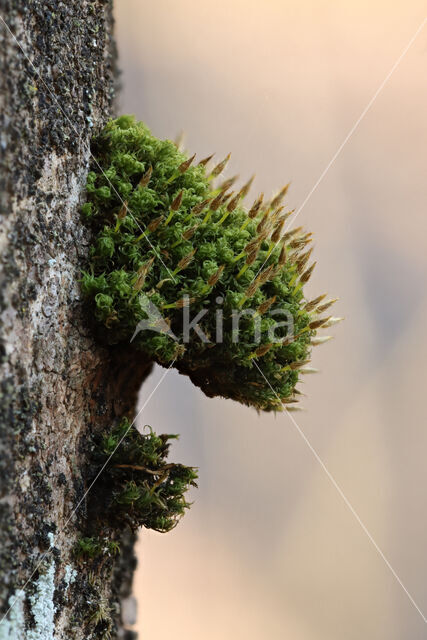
[[0, 2, 150, 637]]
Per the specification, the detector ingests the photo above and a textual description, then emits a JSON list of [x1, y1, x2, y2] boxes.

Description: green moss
[[82, 115, 337, 411], [74, 537, 120, 560], [86, 574, 113, 640], [92, 419, 197, 533]]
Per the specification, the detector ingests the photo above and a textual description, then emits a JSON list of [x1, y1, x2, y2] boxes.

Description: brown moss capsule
[[210, 189, 228, 211], [309, 316, 331, 330], [175, 296, 196, 308], [299, 261, 316, 284], [257, 210, 270, 233], [304, 294, 326, 312], [316, 298, 339, 313], [289, 359, 311, 370], [255, 343, 274, 357], [245, 280, 260, 298], [227, 192, 240, 212], [198, 153, 215, 167], [147, 215, 164, 232], [257, 296, 276, 315], [134, 257, 155, 291], [271, 220, 285, 243], [257, 264, 277, 284], [238, 175, 255, 199], [248, 193, 264, 219], [183, 224, 199, 240], [219, 175, 239, 192], [176, 248, 197, 271], [296, 248, 313, 274], [190, 198, 211, 217], [282, 226, 303, 243], [178, 153, 196, 173], [207, 264, 225, 287], [270, 183, 290, 209], [210, 153, 231, 177], [139, 166, 153, 187], [245, 236, 262, 254], [171, 190, 184, 211], [245, 249, 258, 266], [278, 243, 287, 266]]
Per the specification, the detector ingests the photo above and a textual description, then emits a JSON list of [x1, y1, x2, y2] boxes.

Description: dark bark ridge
[[0, 2, 149, 638]]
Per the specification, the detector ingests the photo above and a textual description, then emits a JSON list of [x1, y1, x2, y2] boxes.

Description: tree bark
[[0, 2, 149, 637]]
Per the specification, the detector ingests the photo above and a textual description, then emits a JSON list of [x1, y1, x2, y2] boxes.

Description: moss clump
[[82, 115, 337, 411], [74, 537, 120, 560], [92, 419, 198, 533]]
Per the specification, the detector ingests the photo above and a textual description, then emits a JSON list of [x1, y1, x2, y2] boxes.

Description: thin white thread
[[252, 360, 427, 624], [0, 362, 174, 625], [0, 15, 177, 282], [253, 15, 427, 281]]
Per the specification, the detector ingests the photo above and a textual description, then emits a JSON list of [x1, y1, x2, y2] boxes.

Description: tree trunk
[[0, 2, 150, 637]]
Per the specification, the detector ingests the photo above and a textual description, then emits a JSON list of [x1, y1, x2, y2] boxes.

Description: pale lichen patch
[[27, 561, 56, 640], [63, 565, 77, 591], [0, 589, 25, 639]]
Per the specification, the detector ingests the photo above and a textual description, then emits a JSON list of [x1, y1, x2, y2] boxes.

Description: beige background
[[114, 2, 427, 638]]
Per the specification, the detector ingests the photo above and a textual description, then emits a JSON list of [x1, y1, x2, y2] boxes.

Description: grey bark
[[0, 2, 150, 638]]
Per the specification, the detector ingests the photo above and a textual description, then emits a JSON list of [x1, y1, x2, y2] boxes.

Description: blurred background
[[114, 2, 427, 638]]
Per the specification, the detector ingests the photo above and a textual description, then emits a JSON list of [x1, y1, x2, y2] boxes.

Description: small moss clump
[[74, 536, 120, 560], [82, 115, 337, 411], [92, 419, 198, 533]]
